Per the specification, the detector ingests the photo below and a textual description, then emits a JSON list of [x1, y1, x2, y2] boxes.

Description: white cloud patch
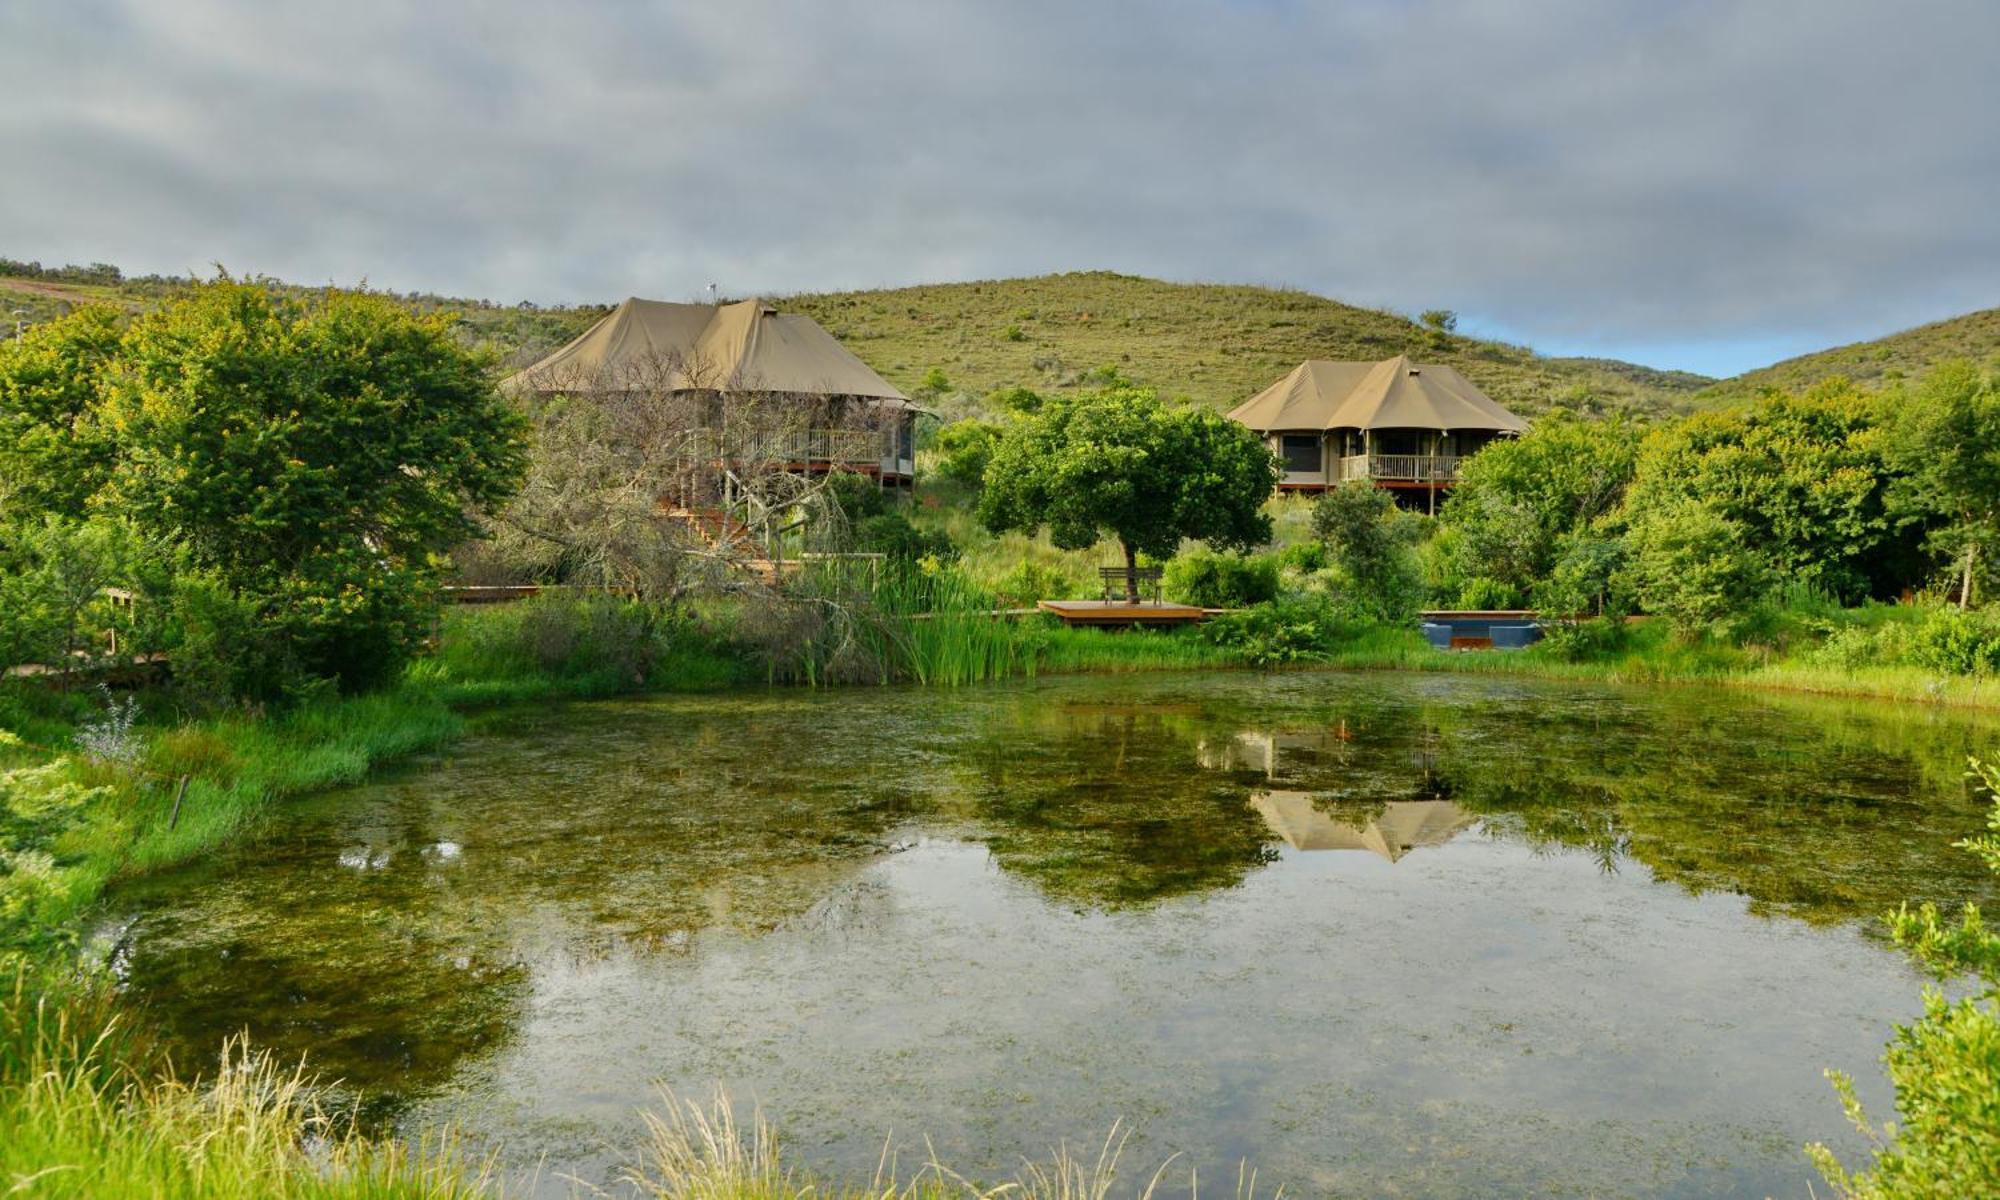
[[3, 0, 1996, 370]]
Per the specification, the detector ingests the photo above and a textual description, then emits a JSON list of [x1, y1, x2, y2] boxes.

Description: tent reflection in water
[[1251, 793, 1474, 861]]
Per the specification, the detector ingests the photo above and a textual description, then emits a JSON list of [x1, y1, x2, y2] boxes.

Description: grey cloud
[[2, 0, 1995, 368]]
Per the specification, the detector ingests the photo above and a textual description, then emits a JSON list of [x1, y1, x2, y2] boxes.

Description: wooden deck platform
[[1038, 599, 1209, 627]]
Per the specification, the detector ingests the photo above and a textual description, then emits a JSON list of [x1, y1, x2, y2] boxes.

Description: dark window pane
[[1280, 435, 1321, 473]]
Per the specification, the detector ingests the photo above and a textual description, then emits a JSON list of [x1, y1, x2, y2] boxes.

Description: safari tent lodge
[[1228, 356, 1526, 502], [504, 297, 917, 487]]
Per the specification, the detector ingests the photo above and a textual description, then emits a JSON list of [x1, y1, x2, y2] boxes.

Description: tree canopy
[[1620, 383, 1914, 602], [0, 281, 527, 695], [1888, 362, 2000, 607], [976, 386, 1278, 598], [1435, 410, 1640, 606]]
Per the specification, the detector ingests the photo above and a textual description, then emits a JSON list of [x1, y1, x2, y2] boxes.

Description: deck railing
[[1336, 454, 1465, 483], [681, 427, 885, 466]]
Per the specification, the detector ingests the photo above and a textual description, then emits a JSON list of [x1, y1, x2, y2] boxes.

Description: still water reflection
[[104, 671, 1999, 1198]]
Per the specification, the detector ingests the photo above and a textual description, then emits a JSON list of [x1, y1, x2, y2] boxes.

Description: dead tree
[[488, 347, 901, 600]]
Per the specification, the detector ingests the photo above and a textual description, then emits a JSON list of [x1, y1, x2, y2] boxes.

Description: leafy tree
[[0, 517, 164, 681], [1536, 531, 1633, 618], [0, 304, 123, 517], [1418, 309, 1458, 334], [1437, 411, 1641, 601], [1622, 500, 1769, 635], [97, 282, 527, 692], [1810, 757, 2000, 1198], [1311, 482, 1425, 623], [931, 418, 1003, 486], [917, 366, 952, 397], [987, 385, 1048, 416], [1887, 363, 2000, 607], [977, 387, 1278, 600], [1623, 384, 1913, 601]]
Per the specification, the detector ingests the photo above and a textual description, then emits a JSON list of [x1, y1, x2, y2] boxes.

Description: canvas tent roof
[[1250, 794, 1474, 860], [504, 297, 908, 404], [1228, 356, 1526, 434]]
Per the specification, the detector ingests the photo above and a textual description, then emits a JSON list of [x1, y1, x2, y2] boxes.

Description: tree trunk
[[1123, 541, 1139, 604], [1963, 540, 1979, 610]]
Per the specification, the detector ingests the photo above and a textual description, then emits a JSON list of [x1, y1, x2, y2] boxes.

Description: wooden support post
[[168, 774, 189, 831]]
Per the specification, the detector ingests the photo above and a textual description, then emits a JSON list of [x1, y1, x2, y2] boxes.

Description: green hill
[[1695, 307, 2000, 406], [3, 264, 1709, 419], [782, 272, 1708, 418], [0, 266, 607, 371], [14, 259, 1999, 418]]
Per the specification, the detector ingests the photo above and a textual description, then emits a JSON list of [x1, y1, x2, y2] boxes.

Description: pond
[[101, 671, 2000, 1198]]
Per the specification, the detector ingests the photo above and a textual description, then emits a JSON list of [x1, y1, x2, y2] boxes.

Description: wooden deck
[[1038, 599, 1209, 627]]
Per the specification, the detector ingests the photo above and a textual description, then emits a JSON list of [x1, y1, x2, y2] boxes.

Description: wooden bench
[[1099, 565, 1163, 604]]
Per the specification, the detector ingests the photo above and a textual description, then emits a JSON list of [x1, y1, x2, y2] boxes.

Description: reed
[[0, 972, 489, 1199], [878, 567, 1246, 686], [627, 1090, 1280, 1200]]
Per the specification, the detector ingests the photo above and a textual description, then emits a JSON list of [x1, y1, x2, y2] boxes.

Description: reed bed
[[1, 973, 489, 1199], [627, 1090, 1280, 1200]]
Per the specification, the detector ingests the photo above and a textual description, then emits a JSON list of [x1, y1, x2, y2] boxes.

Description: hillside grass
[[784, 271, 1705, 418], [4, 264, 1706, 418], [1697, 306, 2000, 406], [16, 259, 2000, 419], [0, 273, 605, 372]]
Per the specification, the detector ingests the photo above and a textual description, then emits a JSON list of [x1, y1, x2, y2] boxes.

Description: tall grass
[[878, 567, 1043, 686], [628, 1091, 1279, 1200], [1, 972, 489, 1199], [777, 562, 1251, 688], [881, 569, 1248, 685]]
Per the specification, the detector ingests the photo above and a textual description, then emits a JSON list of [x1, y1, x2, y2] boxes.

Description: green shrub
[[1312, 483, 1425, 623], [1163, 548, 1279, 609], [164, 571, 299, 711], [989, 560, 1082, 608], [1200, 595, 1350, 666], [1535, 534, 1631, 618], [1456, 576, 1521, 611], [1536, 617, 1629, 662], [0, 747, 108, 961], [1623, 501, 1770, 636], [931, 419, 1003, 487], [853, 512, 955, 562], [432, 595, 675, 689], [1908, 607, 2000, 676], [1810, 757, 2000, 1198], [1804, 623, 1897, 672], [1274, 541, 1328, 573]]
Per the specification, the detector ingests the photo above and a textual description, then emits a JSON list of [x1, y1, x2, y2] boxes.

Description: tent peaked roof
[[1228, 356, 1525, 433], [1250, 794, 1475, 860], [504, 297, 907, 402]]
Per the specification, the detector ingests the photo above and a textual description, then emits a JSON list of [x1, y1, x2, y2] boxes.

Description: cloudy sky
[[4, 1, 1996, 376]]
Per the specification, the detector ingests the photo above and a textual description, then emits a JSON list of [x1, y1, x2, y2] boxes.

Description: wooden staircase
[[664, 505, 789, 586]]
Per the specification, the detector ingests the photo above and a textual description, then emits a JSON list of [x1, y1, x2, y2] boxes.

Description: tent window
[[898, 416, 914, 459], [1280, 435, 1322, 473]]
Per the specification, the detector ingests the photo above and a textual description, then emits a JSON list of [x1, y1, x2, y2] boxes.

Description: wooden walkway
[[1038, 599, 1209, 627]]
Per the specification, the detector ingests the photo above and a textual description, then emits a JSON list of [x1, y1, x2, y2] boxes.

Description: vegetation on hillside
[[5, 259, 1707, 419], [785, 271, 1706, 418], [1699, 306, 2000, 406], [0, 259, 605, 372]]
